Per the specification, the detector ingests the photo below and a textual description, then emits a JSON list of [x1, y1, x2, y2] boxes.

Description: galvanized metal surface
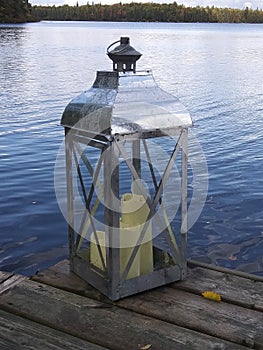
[[61, 70, 192, 135]]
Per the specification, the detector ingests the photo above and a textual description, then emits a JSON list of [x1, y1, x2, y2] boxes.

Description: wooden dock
[[1, 260, 263, 350]]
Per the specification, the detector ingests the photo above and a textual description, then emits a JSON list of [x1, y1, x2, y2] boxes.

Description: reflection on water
[[0, 22, 262, 276]]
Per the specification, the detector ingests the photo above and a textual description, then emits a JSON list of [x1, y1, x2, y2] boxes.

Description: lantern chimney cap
[[107, 37, 142, 73]]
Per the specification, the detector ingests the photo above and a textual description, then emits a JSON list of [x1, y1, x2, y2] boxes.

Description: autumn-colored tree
[[30, 2, 263, 24]]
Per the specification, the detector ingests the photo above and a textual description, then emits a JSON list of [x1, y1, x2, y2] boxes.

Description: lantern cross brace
[[68, 129, 186, 282], [115, 131, 184, 283], [142, 139, 180, 253], [74, 142, 105, 254], [72, 144, 107, 272]]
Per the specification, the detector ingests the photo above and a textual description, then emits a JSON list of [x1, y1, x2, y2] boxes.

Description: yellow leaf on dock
[[140, 344, 152, 350], [202, 291, 221, 302]]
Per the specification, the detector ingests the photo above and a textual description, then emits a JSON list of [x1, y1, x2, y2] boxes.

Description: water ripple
[[1, 22, 263, 276]]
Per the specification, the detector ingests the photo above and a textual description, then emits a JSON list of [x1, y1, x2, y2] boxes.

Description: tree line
[[0, 1, 263, 24], [0, 0, 33, 23], [31, 2, 263, 23]]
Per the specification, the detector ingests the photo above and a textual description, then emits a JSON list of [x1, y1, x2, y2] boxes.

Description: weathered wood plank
[[32, 260, 263, 348], [33, 259, 263, 311], [188, 260, 263, 282], [173, 265, 263, 311], [117, 287, 263, 349], [0, 279, 249, 350], [0, 339, 14, 350], [0, 272, 12, 283], [32, 262, 263, 346], [0, 309, 109, 350], [33, 260, 104, 300], [0, 273, 27, 295]]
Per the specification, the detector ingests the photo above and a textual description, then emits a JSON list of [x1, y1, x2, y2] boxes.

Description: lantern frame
[[61, 40, 192, 300]]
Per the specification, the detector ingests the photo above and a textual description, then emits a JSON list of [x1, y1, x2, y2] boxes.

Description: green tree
[[30, 2, 263, 24], [0, 0, 32, 23]]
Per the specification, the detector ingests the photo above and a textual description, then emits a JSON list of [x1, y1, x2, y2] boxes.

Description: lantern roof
[[61, 39, 192, 139]]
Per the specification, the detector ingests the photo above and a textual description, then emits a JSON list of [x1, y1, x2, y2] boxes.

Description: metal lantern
[[61, 37, 192, 301]]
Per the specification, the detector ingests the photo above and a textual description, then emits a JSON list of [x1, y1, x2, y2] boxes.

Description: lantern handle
[[107, 39, 130, 55], [106, 39, 120, 54]]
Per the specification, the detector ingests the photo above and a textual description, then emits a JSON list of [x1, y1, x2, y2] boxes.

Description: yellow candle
[[90, 193, 153, 279], [120, 193, 153, 276]]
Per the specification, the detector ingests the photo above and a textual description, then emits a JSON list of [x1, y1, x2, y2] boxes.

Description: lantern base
[[70, 250, 186, 301]]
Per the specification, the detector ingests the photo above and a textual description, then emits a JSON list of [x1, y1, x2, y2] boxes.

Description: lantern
[[61, 37, 192, 300]]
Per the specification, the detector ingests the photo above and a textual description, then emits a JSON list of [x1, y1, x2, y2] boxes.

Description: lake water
[[0, 21, 263, 276]]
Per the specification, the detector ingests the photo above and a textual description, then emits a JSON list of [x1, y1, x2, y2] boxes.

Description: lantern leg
[[104, 141, 120, 299], [65, 128, 75, 264], [180, 128, 188, 277]]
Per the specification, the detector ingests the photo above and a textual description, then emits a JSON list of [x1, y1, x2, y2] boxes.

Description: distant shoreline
[[1, 1, 263, 24], [30, 3, 263, 24]]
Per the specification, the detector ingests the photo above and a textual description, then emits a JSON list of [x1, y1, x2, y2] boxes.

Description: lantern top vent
[[107, 37, 142, 73]]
